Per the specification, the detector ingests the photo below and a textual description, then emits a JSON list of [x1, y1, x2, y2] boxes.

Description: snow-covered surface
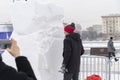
[[83, 41, 120, 57], [83, 41, 120, 49]]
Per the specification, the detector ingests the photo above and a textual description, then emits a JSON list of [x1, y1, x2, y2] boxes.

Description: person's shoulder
[[5, 65, 28, 80], [64, 37, 71, 41], [0, 63, 28, 80], [0, 65, 17, 78], [4, 65, 17, 73], [64, 37, 71, 43]]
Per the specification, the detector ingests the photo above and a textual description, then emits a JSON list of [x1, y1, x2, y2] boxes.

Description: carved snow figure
[[4, 0, 64, 80]]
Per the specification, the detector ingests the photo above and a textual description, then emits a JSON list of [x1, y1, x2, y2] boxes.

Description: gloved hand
[[114, 48, 116, 51], [59, 64, 68, 74]]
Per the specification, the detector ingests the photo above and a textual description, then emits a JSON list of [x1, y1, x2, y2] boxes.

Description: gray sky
[[0, 0, 120, 29], [51, 0, 120, 29]]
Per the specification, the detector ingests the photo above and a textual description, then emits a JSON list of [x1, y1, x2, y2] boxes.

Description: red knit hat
[[64, 23, 75, 33], [87, 74, 102, 80]]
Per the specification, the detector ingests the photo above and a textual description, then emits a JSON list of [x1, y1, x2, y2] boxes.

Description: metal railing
[[80, 56, 120, 80]]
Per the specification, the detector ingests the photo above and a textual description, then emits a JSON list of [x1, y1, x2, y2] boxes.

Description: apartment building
[[102, 14, 120, 38]]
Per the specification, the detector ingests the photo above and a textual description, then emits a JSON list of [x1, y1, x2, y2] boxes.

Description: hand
[[59, 64, 68, 74], [114, 48, 116, 51], [7, 38, 20, 58]]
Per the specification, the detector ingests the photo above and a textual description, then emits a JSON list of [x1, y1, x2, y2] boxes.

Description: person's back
[[107, 37, 115, 53], [61, 23, 84, 80], [64, 33, 84, 73], [107, 37, 118, 61]]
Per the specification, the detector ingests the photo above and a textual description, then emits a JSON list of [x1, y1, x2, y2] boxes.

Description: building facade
[[101, 14, 120, 38], [92, 25, 102, 34]]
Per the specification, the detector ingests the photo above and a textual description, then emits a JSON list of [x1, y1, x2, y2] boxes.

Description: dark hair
[[110, 37, 113, 39]]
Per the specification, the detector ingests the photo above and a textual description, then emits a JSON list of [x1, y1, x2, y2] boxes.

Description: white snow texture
[[3, 0, 64, 80]]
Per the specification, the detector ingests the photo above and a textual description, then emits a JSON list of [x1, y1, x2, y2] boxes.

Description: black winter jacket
[[63, 33, 84, 73], [0, 56, 37, 80]]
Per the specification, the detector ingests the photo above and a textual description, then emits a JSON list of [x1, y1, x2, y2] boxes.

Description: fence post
[[106, 58, 111, 80], [108, 58, 111, 80]]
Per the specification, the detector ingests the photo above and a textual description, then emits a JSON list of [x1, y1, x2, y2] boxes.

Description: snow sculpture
[[5, 0, 64, 80]]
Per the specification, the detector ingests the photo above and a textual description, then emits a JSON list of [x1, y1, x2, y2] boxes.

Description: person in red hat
[[86, 74, 102, 80], [60, 23, 84, 80]]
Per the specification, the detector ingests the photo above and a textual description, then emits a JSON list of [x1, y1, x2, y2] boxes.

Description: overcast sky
[[50, 0, 120, 29], [0, 0, 120, 29]]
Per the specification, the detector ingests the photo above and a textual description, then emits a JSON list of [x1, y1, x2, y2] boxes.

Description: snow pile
[[3, 0, 64, 80]]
